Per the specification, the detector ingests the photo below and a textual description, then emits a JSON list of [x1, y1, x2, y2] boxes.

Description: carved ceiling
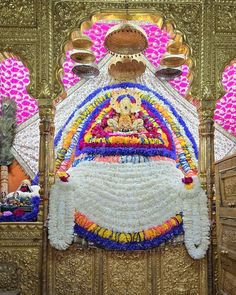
[[0, 1, 235, 138]]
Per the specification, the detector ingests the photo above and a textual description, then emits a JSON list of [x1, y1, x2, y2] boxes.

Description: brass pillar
[[38, 83, 55, 295], [0, 165, 8, 196], [198, 88, 217, 295]]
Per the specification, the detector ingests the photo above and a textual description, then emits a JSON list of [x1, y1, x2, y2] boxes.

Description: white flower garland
[[48, 160, 210, 259], [182, 178, 210, 259], [48, 179, 75, 250]]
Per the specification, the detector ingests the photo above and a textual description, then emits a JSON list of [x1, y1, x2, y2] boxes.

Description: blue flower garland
[[74, 222, 183, 250], [0, 196, 40, 222], [54, 82, 198, 159]]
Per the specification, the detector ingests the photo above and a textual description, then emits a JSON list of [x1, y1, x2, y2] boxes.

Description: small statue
[[107, 95, 145, 132], [4, 179, 40, 205]]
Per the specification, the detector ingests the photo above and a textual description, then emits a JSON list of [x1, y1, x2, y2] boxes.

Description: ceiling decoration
[[108, 55, 146, 81], [104, 22, 148, 81], [71, 31, 93, 49], [70, 49, 96, 64], [61, 21, 192, 97], [65, 30, 99, 79], [155, 67, 182, 80], [72, 63, 99, 79], [104, 23, 148, 55], [156, 31, 190, 80]]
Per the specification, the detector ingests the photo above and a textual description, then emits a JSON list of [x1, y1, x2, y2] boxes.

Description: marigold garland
[[48, 83, 210, 258], [74, 210, 183, 244], [55, 83, 198, 176]]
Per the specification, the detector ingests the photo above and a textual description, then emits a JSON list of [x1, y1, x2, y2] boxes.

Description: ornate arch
[[55, 10, 195, 101], [0, 48, 36, 98]]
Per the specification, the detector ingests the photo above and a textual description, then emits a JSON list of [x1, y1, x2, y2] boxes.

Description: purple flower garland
[[54, 82, 198, 159], [72, 97, 177, 159], [0, 196, 40, 222]]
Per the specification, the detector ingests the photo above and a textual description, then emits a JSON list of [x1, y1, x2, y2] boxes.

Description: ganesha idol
[[49, 84, 210, 260], [4, 179, 40, 206]]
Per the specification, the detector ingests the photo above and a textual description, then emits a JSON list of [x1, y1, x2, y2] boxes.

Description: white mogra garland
[[48, 180, 75, 250], [48, 160, 210, 259]]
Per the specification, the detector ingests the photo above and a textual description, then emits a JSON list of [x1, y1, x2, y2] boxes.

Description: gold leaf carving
[[0, 0, 37, 27], [0, 248, 41, 294]]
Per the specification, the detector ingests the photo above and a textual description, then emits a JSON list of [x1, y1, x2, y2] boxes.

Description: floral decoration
[[48, 82, 210, 259], [74, 210, 183, 250], [55, 83, 198, 176], [0, 196, 40, 222]]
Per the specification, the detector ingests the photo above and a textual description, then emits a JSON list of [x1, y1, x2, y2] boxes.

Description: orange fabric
[[7, 160, 29, 192]]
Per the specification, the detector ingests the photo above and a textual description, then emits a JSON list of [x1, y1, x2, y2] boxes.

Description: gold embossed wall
[[0, 1, 236, 294], [48, 245, 205, 295]]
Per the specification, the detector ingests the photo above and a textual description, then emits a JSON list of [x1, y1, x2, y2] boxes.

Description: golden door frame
[[2, 1, 231, 293], [37, 9, 216, 295]]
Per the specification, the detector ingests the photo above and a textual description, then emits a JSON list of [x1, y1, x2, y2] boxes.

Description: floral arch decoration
[[49, 82, 210, 260]]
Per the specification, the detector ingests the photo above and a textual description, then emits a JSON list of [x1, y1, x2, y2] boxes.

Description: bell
[[155, 66, 182, 80], [108, 55, 146, 81], [71, 31, 93, 49], [70, 49, 96, 64], [72, 63, 99, 78], [167, 42, 189, 56], [160, 52, 186, 67], [104, 23, 148, 55]]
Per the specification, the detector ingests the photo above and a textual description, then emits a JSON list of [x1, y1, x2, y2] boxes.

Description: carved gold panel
[[215, 4, 236, 33], [0, 0, 37, 28], [0, 261, 19, 291], [221, 263, 236, 295], [49, 246, 99, 295], [161, 246, 201, 295], [219, 167, 236, 206], [219, 219, 236, 254], [0, 223, 43, 295], [103, 251, 151, 295], [48, 244, 207, 295]]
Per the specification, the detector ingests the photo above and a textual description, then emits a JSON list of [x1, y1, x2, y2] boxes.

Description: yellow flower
[[88, 224, 97, 232], [185, 183, 194, 190], [102, 229, 112, 239], [118, 233, 128, 243]]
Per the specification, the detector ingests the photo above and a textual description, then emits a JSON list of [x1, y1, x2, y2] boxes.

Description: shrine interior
[[0, 1, 236, 295]]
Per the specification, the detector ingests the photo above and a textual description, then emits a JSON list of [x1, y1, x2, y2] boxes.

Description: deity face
[[120, 98, 132, 115], [21, 179, 31, 186], [19, 179, 31, 192]]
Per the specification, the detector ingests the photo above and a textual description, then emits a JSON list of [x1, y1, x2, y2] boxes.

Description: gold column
[[0, 165, 8, 196], [38, 83, 55, 295], [198, 87, 217, 295]]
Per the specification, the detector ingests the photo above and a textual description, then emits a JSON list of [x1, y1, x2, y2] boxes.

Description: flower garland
[[48, 179, 75, 250], [48, 160, 210, 258], [54, 83, 198, 160], [74, 210, 183, 247], [48, 82, 209, 258], [0, 196, 40, 222], [74, 222, 183, 251], [55, 83, 197, 175]]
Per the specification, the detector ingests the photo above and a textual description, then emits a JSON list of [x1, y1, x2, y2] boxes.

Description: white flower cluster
[[48, 160, 210, 259], [48, 180, 75, 250]]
